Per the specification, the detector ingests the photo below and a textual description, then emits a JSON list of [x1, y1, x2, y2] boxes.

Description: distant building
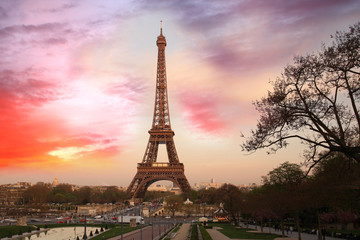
[[52, 176, 59, 187], [0, 182, 32, 205], [238, 183, 260, 191], [147, 184, 169, 191], [170, 186, 182, 195], [184, 198, 193, 205], [77, 203, 117, 216], [193, 178, 225, 190]]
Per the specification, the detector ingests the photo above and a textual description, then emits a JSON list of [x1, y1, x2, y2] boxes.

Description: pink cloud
[[178, 91, 227, 134], [0, 66, 126, 169], [0, 23, 65, 39], [105, 75, 148, 102]]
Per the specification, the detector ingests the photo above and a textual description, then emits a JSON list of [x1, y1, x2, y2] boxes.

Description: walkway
[[172, 223, 191, 240], [107, 223, 172, 240], [248, 225, 344, 240], [206, 225, 345, 240], [206, 227, 233, 240]]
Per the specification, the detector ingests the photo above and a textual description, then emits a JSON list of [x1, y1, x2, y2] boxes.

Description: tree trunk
[[281, 219, 285, 237], [295, 212, 302, 240], [260, 219, 263, 232], [317, 210, 322, 240]]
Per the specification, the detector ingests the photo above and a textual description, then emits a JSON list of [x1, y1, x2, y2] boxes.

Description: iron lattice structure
[[127, 26, 191, 199]]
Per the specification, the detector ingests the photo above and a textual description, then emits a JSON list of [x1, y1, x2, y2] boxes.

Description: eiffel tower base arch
[[127, 164, 191, 199]]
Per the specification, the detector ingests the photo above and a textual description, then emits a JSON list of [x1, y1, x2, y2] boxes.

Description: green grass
[[208, 223, 282, 239], [199, 224, 213, 240], [0, 225, 37, 238], [172, 223, 182, 233], [190, 224, 198, 240], [91, 225, 143, 240], [327, 229, 360, 238]]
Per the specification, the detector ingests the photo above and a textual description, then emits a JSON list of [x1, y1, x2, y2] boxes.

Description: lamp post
[[151, 219, 154, 240], [82, 215, 87, 240], [140, 222, 143, 240], [159, 219, 161, 237], [121, 214, 123, 240]]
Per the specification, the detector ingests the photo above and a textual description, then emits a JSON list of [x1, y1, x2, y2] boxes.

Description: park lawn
[[91, 225, 143, 240], [172, 223, 182, 233], [0, 225, 36, 238], [208, 223, 282, 239], [190, 224, 198, 240], [199, 224, 213, 240]]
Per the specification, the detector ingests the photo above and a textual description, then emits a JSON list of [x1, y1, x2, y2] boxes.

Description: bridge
[[150, 207, 165, 217]]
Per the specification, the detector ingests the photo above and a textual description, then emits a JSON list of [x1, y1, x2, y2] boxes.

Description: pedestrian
[[290, 226, 293, 234], [322, 228, 326, 240]]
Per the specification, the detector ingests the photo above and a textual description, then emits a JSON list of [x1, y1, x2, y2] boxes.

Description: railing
[[152, 162, 169, 167]]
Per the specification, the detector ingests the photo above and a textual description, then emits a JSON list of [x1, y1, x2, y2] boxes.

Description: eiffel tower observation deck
[[127, 22, 191, 199]]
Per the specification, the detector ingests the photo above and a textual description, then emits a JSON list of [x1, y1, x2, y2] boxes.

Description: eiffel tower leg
[[127, 174, 143, 199]]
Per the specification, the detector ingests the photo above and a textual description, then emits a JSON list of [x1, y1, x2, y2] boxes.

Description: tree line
[[169, 153, 359, 240], [23, 184, 127, 205]]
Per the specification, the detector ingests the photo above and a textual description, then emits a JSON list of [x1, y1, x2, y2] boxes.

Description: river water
[[16, 226, 101, 240]]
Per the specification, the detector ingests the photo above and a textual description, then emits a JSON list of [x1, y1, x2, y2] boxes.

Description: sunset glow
[[1, 0, 359, 186]]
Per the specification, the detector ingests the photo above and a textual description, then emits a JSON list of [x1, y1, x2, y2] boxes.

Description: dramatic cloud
[[178, 90, 228, 134], [1, 0, 359, 185]]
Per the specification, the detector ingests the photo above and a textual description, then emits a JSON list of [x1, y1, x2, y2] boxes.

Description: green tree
[[262, 162, 306, 238], [164, 195, 183, 217], [262, 161, 305, 185], [52, 184, 75, 203], [308, 153, 360, 237], [182, 189, 199, 202], [75, 186, 92, 204], [102, 186, 127, 203], [23, 183, 52, 204], [243, 22, 360, 170], [216, 184, 243, 225], [197, 188, 218, 204]]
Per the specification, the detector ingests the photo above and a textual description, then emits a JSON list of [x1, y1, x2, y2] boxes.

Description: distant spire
[[160, 20, 163, 35]]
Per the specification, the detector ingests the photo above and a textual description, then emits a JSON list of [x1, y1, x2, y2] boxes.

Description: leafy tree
[[52, 184, 75, 203], [262, 162, 306, 238], [144, 191, 173, 202], [197, 188, 218, 204], [262, 161, 305, 186], [53, 184, 73, 195], [308, 153, 360, 236], [183, 203, 195, 217], [75, 186, 92, 204], [164, 195, 183, 217], [102, 186, 127, 203], [23, 182, 52, 204], [216, 184, 243, 225], [182, 189, 199, 202], [243, 22, 360, 171]]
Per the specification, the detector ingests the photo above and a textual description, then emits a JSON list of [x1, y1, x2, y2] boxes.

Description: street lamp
[[151, 219, 154, 240], [121, 214, 123, 240], [82, 215, 87, 240]]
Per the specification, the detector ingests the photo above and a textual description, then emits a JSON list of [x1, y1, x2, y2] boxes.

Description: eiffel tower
[[127, 23, 191, 199]]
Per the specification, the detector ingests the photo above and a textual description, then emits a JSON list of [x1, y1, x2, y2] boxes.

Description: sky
[[0, 0, 359, 187]]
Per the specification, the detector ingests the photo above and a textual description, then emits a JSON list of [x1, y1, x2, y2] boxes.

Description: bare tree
[[164, 195, 183, 217], [243, 22, 360, 171]]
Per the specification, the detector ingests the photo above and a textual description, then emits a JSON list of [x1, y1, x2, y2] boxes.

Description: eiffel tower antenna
[[127, 23, 191, 200]]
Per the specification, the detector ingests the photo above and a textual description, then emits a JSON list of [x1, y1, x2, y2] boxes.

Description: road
[[108, 223, 173, 240]]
